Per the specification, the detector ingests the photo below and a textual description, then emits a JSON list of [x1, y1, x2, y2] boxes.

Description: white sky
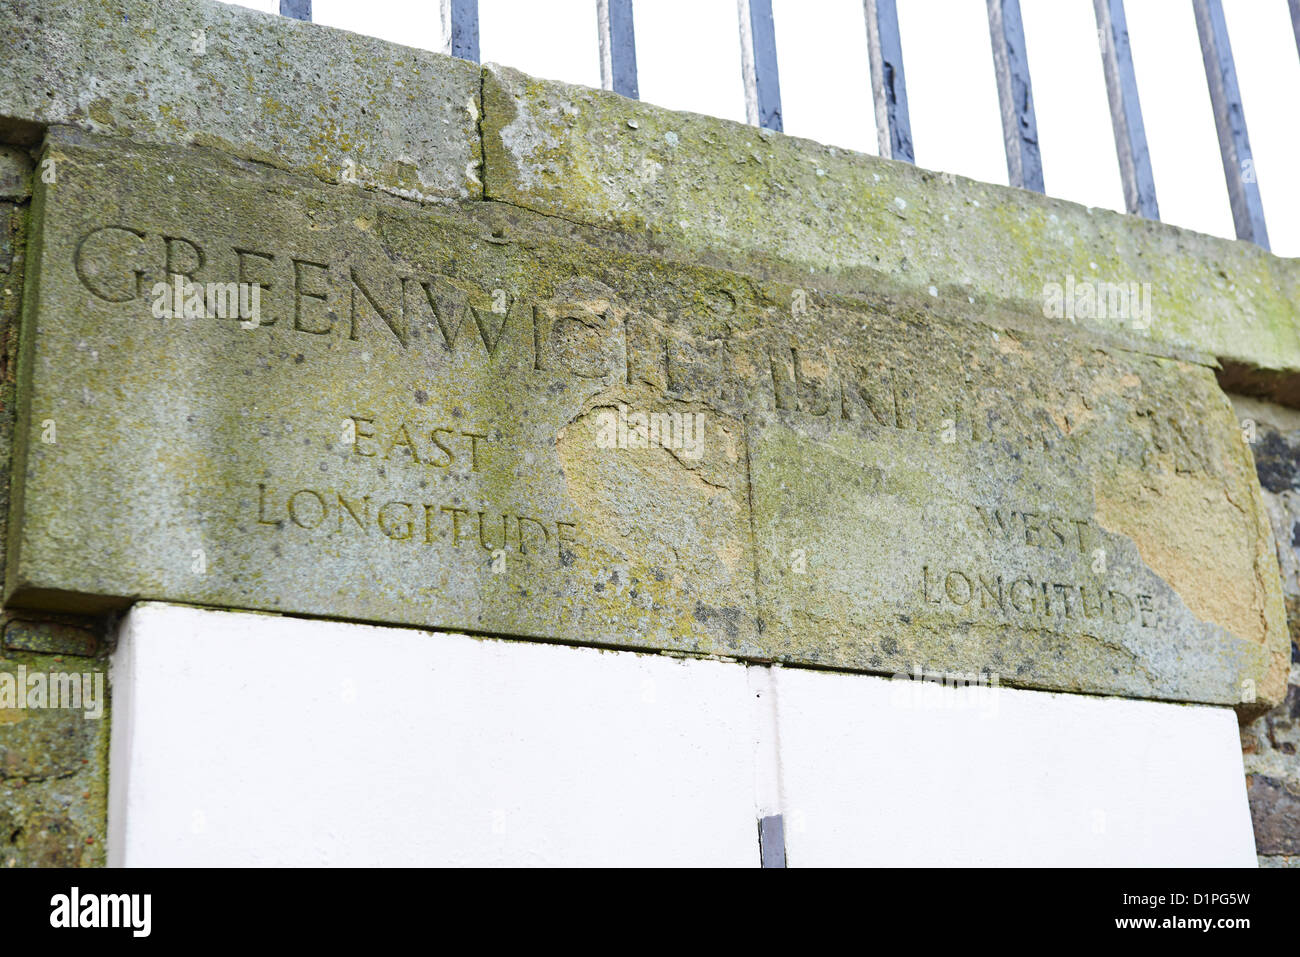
[[224, 0, 1300, 256]]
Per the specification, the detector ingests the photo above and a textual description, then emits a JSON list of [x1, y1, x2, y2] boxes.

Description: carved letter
[[293, 259, 331, 334], [75, 226, 149, 302]]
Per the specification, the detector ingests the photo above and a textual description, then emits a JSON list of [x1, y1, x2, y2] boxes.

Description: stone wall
[[0, 143, 109, 868], [1233, 395, 1300, 866], [0, 0, 1297, 865]]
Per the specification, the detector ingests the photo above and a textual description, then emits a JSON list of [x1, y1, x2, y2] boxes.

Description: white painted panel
[[774, 668, 1257, 867], [109, 603, 758, 866], [109, 603, 1259, 867]]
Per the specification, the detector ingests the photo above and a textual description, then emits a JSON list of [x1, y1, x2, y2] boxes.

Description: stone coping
[[2, 0, 1298, 389]]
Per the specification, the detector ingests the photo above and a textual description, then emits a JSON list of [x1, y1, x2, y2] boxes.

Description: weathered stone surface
[[0, 649, 109, 867], [481, 64, 1300, 382], [0, 200, 27, 586], [3, 1, 1295, 391], [1231, 395, 1300, 858], [9, 131, 759, 658], [0, 161, 107, 867], [0, 809, 90, 867], [747, 297, 1289, 708], [6, 130, 1290, 708], [1258, 854, 1300, 867], [3, 617, 99, 657], [0, 147, 33, 201], [1246, 775, 1300, 855], [0, 0, 482, 202]]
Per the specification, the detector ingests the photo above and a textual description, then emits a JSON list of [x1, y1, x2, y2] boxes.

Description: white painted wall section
[[108, 603, 759, 866], [773, 667, 1258, 867], [109, 603, 1259, 866]]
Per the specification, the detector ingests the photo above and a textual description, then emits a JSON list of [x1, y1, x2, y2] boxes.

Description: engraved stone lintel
[[7, 131, 1289, 708]]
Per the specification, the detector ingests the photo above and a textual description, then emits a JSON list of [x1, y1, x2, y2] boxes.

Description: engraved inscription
[[19, 138, 1275, 706], [345, 414, 489, 472], [69, 221, 1218, 483], [255, 484, 578, 565], [972, 505, 1097, 553], [921, 565, 1157, 630]]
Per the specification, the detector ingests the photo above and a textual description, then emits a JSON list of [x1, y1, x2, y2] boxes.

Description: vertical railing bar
[[758, 814, 787, 868], [597, 0, 640, 99], [864, 0, 914, 163], [1093, 0, 1158, 219], [738, 0, 784, 132], [1192, 0, 1268, 249], [986, 0, 1044, 193], [279, 0, 311, 21], [442, 0, 481, 63]]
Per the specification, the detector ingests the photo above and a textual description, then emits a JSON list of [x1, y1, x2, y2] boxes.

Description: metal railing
[[278, 0, 1289, 251]]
